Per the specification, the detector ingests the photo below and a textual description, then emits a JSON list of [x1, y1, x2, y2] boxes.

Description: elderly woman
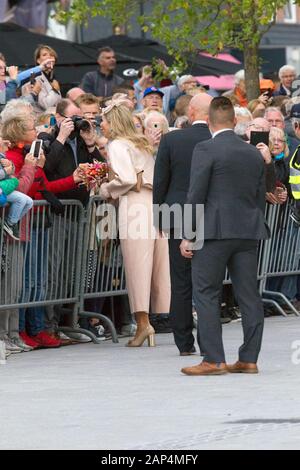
[[2, 113, 82, 349], [100, 102, 170, 347]]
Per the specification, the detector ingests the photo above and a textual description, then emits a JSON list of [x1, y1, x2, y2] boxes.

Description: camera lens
[[79, 119, 91, 132]]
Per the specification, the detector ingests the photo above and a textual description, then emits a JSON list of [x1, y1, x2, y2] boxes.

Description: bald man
[[153, 93, 212, 355], [66, 87, 85, 103]]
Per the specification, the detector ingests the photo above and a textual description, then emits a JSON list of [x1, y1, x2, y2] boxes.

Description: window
[[284, 1, 297, 23]]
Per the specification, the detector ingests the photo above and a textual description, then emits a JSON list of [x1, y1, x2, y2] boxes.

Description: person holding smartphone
[[144, 111, 169, 155]]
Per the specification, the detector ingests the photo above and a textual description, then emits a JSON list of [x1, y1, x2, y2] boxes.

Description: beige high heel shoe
[[126, 325, 155, 347]]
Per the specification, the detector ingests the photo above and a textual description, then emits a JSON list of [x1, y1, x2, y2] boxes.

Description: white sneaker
[[3, 335, 23, 353], [10, 337, 33, 352], [65, 325, 92, 343], [0, 340, 7, 364], [57, 331, 72, 341]]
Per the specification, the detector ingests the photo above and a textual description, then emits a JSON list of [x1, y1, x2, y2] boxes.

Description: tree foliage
[[59, 1, 297, 98]]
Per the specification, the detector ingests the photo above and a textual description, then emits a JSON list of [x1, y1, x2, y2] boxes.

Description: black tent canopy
[[0, 24, 240, 86], [0, 23, 144, 85], [87, 34, 241, 77]]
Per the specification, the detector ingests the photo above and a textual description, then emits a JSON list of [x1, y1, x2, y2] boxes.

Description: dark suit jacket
[[153, 123, 211, 229], [186, 130, 270, 240]]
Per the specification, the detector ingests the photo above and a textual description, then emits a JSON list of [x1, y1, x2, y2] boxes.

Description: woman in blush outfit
[[100, 102, 170, 347]]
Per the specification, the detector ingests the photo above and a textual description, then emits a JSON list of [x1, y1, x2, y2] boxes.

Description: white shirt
[[212, 128, 233, 138], [192, 120, 208, 126]]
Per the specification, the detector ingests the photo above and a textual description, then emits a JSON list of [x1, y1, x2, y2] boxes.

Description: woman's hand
[[2, 160, 14, 175], [99, 182, 110, 200], [275, 187, 288, 204], [7, 66, 18, 81], [266, 192, 278, 204], [24, 153, 37, 167], [36, 151, 46, 169], [256, 142, 272, 164], [73, 168, 83, 183], [0, 138, 10, 153], [51, 79, 60, 92], [145, 128, 162, 148], [31, 80, 42, 96]]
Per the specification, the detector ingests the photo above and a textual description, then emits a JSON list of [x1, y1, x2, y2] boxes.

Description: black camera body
[[71, 115, 91, 132]]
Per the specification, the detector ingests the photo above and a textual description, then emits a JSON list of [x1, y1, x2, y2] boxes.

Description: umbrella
[[87, 34, 242, 77]]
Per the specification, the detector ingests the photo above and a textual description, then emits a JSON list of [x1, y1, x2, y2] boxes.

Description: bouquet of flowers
[[78, 160, 109, 191]]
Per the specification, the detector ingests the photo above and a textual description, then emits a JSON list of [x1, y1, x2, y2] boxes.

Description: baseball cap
[[290, 104, 300, 119], [143, 87, 164, 98]]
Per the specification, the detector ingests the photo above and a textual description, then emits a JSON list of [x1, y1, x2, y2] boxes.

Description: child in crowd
[[0, 153, 33, 240]]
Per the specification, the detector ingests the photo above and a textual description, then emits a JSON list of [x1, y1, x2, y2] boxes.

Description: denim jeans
[[19, 229, 48, 335], [6, 191, 33, 225]]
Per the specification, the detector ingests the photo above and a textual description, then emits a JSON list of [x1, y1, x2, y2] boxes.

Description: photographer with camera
[[41, 98, 103, 205]]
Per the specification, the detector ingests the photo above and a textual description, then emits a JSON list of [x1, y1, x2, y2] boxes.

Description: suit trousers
[[192, 239, 264, 364], [168, 235, 194, 352]]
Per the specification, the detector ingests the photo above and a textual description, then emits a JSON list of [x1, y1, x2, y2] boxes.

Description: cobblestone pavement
[[1, 317, 300, 450]]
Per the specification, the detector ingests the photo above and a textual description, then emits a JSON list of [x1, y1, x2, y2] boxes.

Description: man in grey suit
[[180, 97, 270, 376]]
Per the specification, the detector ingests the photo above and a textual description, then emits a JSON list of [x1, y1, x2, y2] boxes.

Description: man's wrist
[[56, 134, 67, 145]]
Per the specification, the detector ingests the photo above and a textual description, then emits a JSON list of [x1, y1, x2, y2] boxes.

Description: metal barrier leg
[[79, 310, 119, 344], [262, 298, 288, 317], [59, 325, 103, 344], [57, 306, 105, 345], [262, 290, 300, 317]]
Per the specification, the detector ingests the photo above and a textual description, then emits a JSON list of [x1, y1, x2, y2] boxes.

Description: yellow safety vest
[[289, 144, 300, 199]]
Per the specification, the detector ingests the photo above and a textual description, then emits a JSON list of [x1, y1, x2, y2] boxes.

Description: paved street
[[1, 316, 300, 450]]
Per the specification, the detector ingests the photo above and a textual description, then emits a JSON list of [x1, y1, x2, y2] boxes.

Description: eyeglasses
[[267, 119, 284, 125], [272, 138, 286, 143]]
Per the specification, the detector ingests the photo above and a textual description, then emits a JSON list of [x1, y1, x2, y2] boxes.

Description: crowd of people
[[0, 43, 300, 368]]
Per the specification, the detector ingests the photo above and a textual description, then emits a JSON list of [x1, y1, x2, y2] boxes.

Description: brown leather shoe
[[181, 361, 228, 376], [227, 361, 258, 374]]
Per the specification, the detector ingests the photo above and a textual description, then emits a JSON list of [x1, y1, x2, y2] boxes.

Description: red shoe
[[19, 331, 39, 349], [32, 331, 61, 348]]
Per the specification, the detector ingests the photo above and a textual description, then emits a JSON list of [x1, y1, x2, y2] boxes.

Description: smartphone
[[30, 72, 36, 85], [250, 131, 269, 146], [30, 139, 43, 159], [152, 122, 163, 131]]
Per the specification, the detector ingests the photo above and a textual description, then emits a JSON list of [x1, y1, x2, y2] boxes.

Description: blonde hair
[[104, 104, 152, 154], [1, 114, 33, 145], [269, 126, 289, 158], [247, 99, 265, 114]]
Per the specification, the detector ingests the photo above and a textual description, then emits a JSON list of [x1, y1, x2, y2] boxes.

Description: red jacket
[[6, 147, 76, 200]]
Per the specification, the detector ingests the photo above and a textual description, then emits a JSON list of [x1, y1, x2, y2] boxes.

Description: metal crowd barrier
[[222, 201, 300, 317], [0, 200, 84, 310], [1, 197, 299, 349], [259, 201, 300, 317], [78, 196, 127, 343]]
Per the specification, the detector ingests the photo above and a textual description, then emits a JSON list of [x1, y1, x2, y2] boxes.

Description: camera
[[71, 115, 91, 132]]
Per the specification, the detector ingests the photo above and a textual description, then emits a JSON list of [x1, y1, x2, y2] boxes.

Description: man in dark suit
[[153, 93, 212, 355], [180, 97, 270, 376]]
